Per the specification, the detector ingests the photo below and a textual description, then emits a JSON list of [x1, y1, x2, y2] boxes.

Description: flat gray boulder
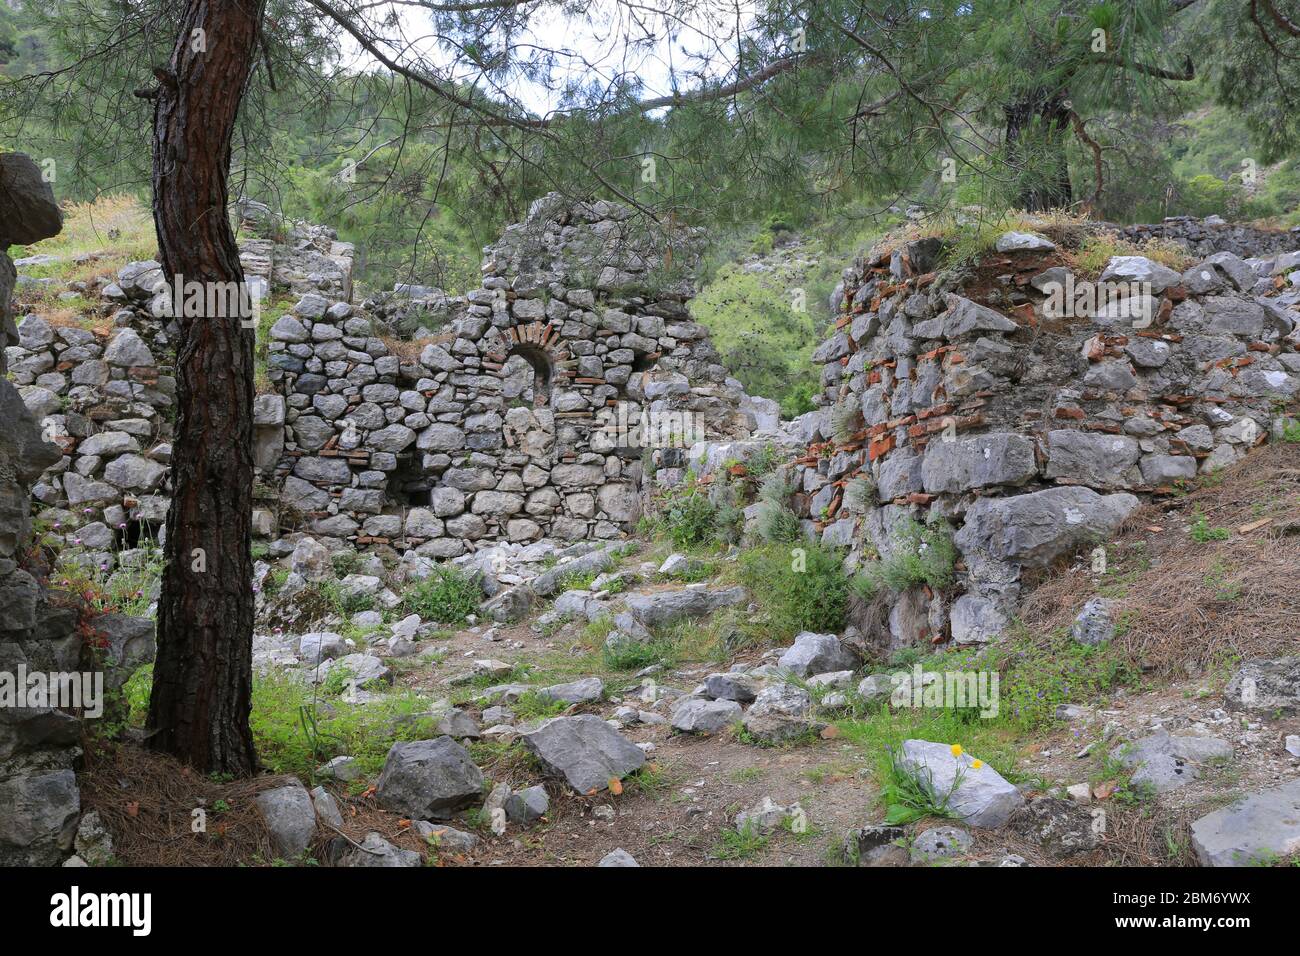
[[375, 736, 485, 819], [521, 714, 645, 793], [506, 785, 549, 825], [1225, 657, 1300, 715], [778, 631, 860, 677], [334, 831, 421, 867], [897, 739, 1023, 828], [704, 672, 762, 702], [1110, 730, 1232, 794], [531, 549, 613, 597], [0, 152, 63, 245], [1070, 598, 1117, 646], [1045, 430, 1140, 490], [539, 677, 604, 705], [1100, 255, 1181, 293], [598, 848, 640, 867], [1191, 779, 1300, 866], [254, 782, 317, 859], [741, 683, 820, 744], [1008, 796, 1102, 858], [298, 631, 346, 661], [315, 653, 391, 688], [940, 295, 1019, 337], [671, 698, 741, 734], [954, 486, 1139, 568], [624, 585, 746, 628], [995, 231, 1055, 253], [910, 825, 973, 862], [921, 433, 1038, 494]]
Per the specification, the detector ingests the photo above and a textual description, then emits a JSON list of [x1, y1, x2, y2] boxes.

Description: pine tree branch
[[1092, 53, 1195, 81], [1260, 0, 1300, 36]]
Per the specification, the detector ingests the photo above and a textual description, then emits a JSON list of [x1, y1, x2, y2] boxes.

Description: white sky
[[334, 0, 759, 117]]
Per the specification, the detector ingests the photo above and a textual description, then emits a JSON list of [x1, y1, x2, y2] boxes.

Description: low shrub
[[403, 565, 482, 624], [739, 542, 850, 639]]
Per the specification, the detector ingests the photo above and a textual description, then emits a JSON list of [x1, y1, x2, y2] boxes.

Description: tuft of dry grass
[[380, 331, 453, 362], [1021, 443, 1300, 678], [1064, 233, 1193, 276], [11, 194, 156, 305]]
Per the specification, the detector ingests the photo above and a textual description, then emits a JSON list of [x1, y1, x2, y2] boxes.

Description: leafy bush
[[758, 469, 794, 504], [959, 631, 1140, 732], [121, 663, 153, 727], [753, 469, 801, 543], [658, 482, 719, 549], [739, 542, 849, 639], [709, 472, 746, 544], [330, 550, 363, 576], [319, 580, 376, 615], [746, 442, 784, 479], [754, 501, 801, 543], [403, 565, 482, 624], [849, 571, 882, 602]]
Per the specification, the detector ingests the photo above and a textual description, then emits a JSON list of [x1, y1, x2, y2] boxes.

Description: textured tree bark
[[145, 0, 261, 774], [1004, 89, 1074, 212]]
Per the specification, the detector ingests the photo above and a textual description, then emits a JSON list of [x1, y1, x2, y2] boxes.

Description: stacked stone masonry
[[258, 194, 763, 557], [1, 154, 88, 865], [1116, 215, 1300, 259], [8, 194, 768, 565], [787, 221, 1300, 653]]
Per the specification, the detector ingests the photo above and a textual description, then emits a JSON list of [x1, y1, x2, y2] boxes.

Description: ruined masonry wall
[[790, 219, 1300, 654], [9, 195, 762, 567], [260, 194, 759, 558], [1, 154, 86, 866], [1117, 216, 1300, 259]]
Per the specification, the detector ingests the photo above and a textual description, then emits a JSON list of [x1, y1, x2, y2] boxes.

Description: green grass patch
[[738, 541, 850, 641], [249, 670, 442, 779], [1190, 508, 1231, 543], [860, 515, 956, 594], [511, 690, 569, 721], [712, 821, 770, 861], [402, 565, 481, 624]]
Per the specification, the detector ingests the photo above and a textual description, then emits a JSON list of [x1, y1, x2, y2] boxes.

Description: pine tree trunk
[[145, 0, 261, 775], [1004, 90, 1073, 212]]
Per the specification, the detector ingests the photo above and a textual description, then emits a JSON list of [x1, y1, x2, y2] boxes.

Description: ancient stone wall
[[10, 194, 765, 566], [779, 224, 1299, 654], [1116, 216, 1300, 259], [259, 194, 761, 556], [0, 153, 83, 866]]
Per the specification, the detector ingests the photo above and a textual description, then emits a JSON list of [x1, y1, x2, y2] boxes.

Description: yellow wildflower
[[950, 744, 963, 757], [972, 760, 984, 769]]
